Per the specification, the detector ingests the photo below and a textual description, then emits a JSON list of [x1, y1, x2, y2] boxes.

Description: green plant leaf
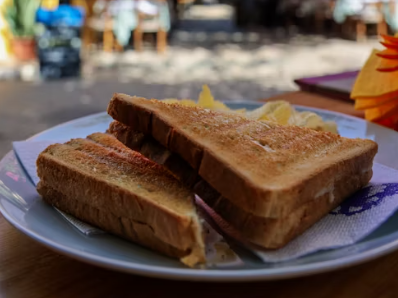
[[2, 0, 41, 38]]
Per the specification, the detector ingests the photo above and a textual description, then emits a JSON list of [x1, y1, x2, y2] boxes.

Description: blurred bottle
[[36, 2, 84, 79]]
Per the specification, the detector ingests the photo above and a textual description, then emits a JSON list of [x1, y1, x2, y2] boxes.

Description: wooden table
[[2, 91, 396, 298]]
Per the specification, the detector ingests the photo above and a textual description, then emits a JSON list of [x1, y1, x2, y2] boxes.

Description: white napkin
[[196, 164, 398, 262], [13, 140, 243, 267]]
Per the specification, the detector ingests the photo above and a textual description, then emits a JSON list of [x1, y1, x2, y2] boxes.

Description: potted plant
[[2, 0, 40, 61]]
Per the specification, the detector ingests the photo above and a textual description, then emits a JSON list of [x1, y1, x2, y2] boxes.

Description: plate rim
[[1, 102, 398, 282], [3, 190, 398, 282]]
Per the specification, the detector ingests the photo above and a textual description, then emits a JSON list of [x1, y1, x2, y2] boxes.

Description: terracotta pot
[[11, 38, 36, 61]]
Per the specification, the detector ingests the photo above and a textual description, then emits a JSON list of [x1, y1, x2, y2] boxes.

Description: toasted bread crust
[[36, 133, 205, 266], [39, 183, 189, 258], [107, 94, 378, 219], [108, 121, 375, 248], [213, 167, 373, 248], [108, 121, 202, 189]]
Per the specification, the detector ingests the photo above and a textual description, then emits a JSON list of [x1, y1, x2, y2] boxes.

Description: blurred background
[[0, 0, 396, 156]]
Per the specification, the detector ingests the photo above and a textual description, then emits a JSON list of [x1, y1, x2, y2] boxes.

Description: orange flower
[[350, 34, 398, 130], [377, 35, 398, 72]]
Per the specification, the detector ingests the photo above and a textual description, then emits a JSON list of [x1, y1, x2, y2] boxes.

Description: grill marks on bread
[[107, 94, 378, 218], [36, 133, 206, 266]]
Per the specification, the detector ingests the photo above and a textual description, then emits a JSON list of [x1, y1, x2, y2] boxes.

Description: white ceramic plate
[[1, 102, 398, 282]]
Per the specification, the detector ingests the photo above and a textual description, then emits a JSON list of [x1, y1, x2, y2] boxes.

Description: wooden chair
[[355, 2, 383, 41], [350, 1, 394, 41], [80, 0, 122, 52], [314, 0, 338, 34], [102, 10, 123, 52], [133, 0, 169, 54], [279, 0, 337, 35]]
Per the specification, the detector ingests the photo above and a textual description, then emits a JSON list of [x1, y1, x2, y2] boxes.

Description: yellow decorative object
[[365, 100, 398, 121], [351, 35, 398, 130], [41, 0, 58, 10], [354, 96, 398, 110], [0, 0, 12, 61], [351, 50, 398, 98]]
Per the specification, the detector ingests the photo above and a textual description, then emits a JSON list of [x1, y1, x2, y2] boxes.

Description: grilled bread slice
[[36, 133, 205, 267], [107, 94, 378, 220], [108, 120, 373, 248], [107, 121, 222, 211]]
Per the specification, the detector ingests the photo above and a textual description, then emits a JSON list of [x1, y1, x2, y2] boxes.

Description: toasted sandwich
[[107, 94, 378, 248], [107, 120, 373, 248], [36, 133, 206, 267]]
